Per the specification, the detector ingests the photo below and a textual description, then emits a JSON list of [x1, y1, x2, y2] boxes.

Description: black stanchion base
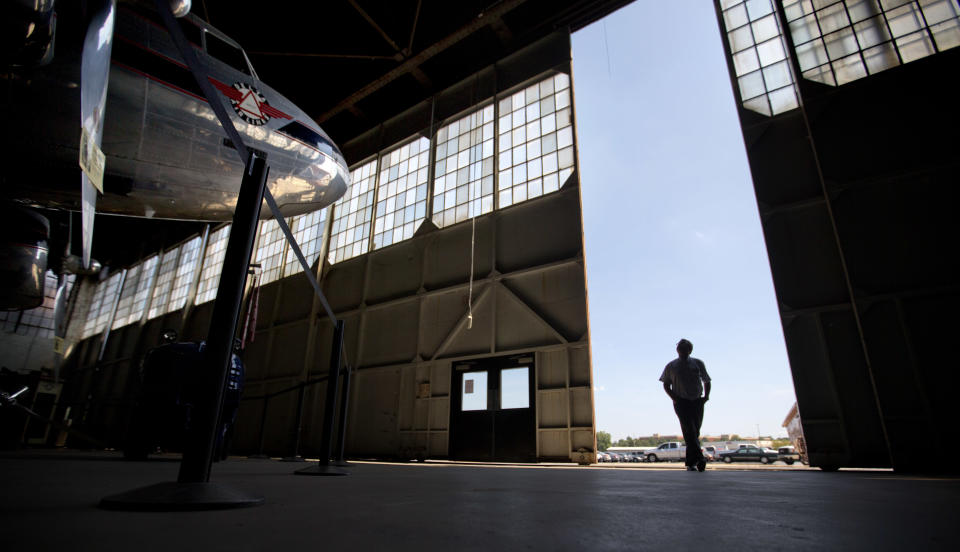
[[99, 481, 264, 511], [281, 456, 307, 462], [294, 463, 349, 476]]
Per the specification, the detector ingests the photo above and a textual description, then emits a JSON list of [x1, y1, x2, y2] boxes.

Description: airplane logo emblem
[[210, 79, 292, 126]]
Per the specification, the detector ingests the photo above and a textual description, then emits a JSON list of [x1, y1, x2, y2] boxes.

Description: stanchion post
[[319, 320, 343, 466], [334, 363, 352, 466], [282, 384, 307, 462], [295, 319, 347, 476]]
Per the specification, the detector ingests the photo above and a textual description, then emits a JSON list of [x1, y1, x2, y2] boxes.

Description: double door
[[449, 356, 536, 462]]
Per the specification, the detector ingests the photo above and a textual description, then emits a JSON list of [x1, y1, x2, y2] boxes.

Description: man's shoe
[[696, 459, 706, 472], [686, 466, 697, 471]]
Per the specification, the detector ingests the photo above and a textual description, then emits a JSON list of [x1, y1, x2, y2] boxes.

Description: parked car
[[644, 441, 684, 462], [778, 446, 801, 465], [597, 452, 609, 462], [718, 445, 779, 464]]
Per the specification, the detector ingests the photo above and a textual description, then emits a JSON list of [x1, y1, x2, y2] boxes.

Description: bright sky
[[572, 1, 796, 441]]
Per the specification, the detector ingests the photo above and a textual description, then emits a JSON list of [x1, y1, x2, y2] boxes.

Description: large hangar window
[[166, 236, 202, 314], [284, 210, 326, 276], [84, 272, 122, 337], [329, 159, 376, 263], [328, 69, 577, 263], [721, 0, 800, 115], [112, 258, 155, 329], [254, 219, 286, 284], [126, 255, 157, 326], [148, 247, 181, 320], [433, 106, 495, 228], [196, 225, 231, 304], [82, 280, 107, 338], [112, 264, 141, 330], [783, 0, 960, 86], [497, 73, 575, 208], [374, 137, 430, 247]]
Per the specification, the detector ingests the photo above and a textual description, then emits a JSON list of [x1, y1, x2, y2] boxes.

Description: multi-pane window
[[166, 236, 202, 313], [329, 159, 376, 263], [112, 264, 141, 330], [254, 219, 286, 284], [148, 247, 180, 320], [0, 272, 74, 339], [783, 0, 960, 86], [91, 272, 122, 335], [284, 209, 327, 276], [374, 137, 430, 246], [127, 255, 157, 326], [721, 0, 800, 115], [433, 107, 495, 228], [196, 225, 231, 304], [82, 277, 108, 338], [497, 73, 575, 208]]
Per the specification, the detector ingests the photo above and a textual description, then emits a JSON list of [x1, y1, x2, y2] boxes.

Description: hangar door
[[450, 356, 536, 462]]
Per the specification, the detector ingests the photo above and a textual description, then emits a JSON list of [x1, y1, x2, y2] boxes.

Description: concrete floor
[[2, 451, 957, 550]]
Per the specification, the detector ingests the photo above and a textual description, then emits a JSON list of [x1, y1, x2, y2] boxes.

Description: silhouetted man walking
[[660, 339, 711, 472]]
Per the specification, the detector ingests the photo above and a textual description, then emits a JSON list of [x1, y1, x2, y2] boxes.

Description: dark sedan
[[718, 446, 779, 464]]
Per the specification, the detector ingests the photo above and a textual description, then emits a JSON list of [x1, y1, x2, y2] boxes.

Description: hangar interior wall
[[234, 185, 593, 461], [45, 32, 596, 462], [717, 1, 960, 471], [56, 184, 594, 462]]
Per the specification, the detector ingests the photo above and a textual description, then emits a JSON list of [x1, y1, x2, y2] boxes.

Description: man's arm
[[703, 381, 711, 402], [663, 382, 678, 401]]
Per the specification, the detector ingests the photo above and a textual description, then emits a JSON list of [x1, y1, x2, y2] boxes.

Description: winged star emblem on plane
[[211, 80, 292, 126]]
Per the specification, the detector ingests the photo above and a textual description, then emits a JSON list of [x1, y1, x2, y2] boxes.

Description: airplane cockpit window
[[205, 32, 252, 76]]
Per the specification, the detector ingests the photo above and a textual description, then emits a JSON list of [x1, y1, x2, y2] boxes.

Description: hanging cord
[[466, 72, 480, 331], [467, 216, 476, 330]]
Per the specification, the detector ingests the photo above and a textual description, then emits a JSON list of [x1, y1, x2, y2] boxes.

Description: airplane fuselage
[[2, 4, 348, 221]]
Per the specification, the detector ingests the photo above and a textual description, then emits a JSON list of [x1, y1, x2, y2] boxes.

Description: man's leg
[[691, 399, 704, 456], [674, 400, 697, 467], [692, 399, 706, 471]]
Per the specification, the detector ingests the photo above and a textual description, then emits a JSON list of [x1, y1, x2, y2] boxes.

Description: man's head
[[676, 339, 693, 358]]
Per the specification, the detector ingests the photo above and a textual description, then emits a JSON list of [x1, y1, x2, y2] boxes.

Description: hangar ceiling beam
[[406, 0, 422, 57], [348, 0, 405, 59], [315, 0, 530, 124]]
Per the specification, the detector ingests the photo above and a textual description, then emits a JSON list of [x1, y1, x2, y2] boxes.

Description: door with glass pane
[[449, 355, 536, 462]]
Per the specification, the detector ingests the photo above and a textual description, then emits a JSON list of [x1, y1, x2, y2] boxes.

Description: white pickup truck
[[643, 442, 686, 462]]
